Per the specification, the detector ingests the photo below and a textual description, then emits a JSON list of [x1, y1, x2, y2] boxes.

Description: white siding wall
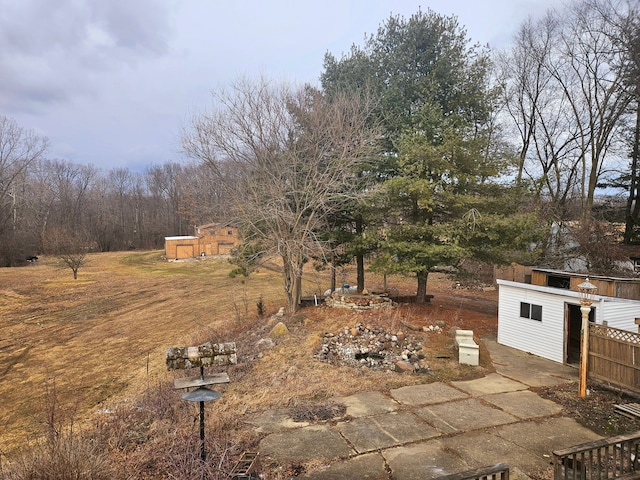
[[498, 280, 640, 364], [598, 298, 640, 332], [497, 282, 568, 363]]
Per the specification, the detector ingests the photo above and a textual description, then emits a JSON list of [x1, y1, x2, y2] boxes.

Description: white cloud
[[0, 0, 174, 113], [0, 0, 568, 170]]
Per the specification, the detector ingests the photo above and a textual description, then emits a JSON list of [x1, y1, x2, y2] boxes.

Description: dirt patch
[[289, 401, 347, 423], [534, 383, 640, 437]]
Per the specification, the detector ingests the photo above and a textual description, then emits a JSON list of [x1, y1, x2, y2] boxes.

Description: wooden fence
[[589, 324, 640, 394], [553, 431, 640, 480]]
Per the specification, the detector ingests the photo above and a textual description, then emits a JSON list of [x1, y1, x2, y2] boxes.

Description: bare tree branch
[[182, 77, 381, 312]]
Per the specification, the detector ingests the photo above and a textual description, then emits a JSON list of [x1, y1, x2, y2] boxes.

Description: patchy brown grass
[[0, 251, 287, 454], [0, 251, 498, 476]]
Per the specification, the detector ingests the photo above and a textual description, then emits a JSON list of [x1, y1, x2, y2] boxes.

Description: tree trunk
[[625, 105, 640, 243], [416, 270, 429, 304], [330, 250, 336, 293], [355, 214, 365, 293], [282, 256, 296, 313], [293, 271, 302, 311], [283, 253, 304, 313]]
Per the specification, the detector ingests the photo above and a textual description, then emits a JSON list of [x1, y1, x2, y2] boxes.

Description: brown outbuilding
[[164, 223, 240, 260]]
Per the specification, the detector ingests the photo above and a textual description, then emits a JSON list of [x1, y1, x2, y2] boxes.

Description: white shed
[[497, 279, 640, 364]]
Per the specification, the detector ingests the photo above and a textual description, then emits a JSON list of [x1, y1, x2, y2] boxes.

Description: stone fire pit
[[324, 292, 394, 311], [315, 323, 428, 372]]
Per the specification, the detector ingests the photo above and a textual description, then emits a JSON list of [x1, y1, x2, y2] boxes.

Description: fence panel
[[589, 324, 640, 394]]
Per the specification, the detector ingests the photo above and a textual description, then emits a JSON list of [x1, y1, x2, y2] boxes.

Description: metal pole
[[578, 304, 591, 398], [199, 400, 206, 462]]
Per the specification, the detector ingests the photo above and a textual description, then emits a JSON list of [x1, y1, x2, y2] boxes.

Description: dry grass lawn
[[0, 250, 498, 460], [0, 251, 287, 452]]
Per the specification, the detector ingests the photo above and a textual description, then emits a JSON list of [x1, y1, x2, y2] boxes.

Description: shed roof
[[164, 236, 198, 241], [497, 278, 640, 305], [532, 268, 640, 283], [498, 279, 593, 300]]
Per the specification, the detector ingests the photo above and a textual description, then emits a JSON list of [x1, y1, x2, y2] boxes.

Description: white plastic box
[[455, 329, 479, 366]]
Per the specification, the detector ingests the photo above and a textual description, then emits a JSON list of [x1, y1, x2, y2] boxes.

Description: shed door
[[176, 244, 194, 259], [565, 303, 595, 365]]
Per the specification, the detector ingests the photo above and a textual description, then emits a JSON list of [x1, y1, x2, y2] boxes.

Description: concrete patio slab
[[245, 408, 308, 433], [440, 430, 551, 474], [337, 411, 440, 453], [252, 334, 605, 480], [483, 390, 564, 419], [383, 440, 472, 480], [259, 425, 354, 464], [483, 336, 577, 387], [300, 452, 388, 480], [333, 391, 398, 418], [452, 372, 528, 396], [495, 417, 602, 454], [414, 398, 518, 433], [390, 382, 468, 406]]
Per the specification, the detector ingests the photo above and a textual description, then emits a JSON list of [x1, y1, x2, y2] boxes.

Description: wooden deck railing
[[553, 432, 640, 480], [434, 463, 510, 480]]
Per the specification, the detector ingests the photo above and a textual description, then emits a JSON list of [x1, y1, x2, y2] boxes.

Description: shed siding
[[615, 282, 640, 300], [530, 268, 640, 301], [176, 244, 194, 258], [598, 299, 640, 332], [498, 283, 566, 363], [498, 280, 640, 364], [164, 236, 198, 259], [218, 242, 234, 255]]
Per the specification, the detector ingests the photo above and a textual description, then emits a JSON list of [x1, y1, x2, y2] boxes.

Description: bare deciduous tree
[[0, 116, 49, 265], [47, 227, 91, 279], [499, 0, 635, 221], [183, 77, 380, 312], [145, 162, 188, 236], [0, 116, 49, 223]]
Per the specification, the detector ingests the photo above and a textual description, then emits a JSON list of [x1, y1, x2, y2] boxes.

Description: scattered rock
[[275, 307, 285, 318], [423, 324, 443, 333], [401, 320, 423, 331], [256, 338, 275, 350], [315, 323, 426, 372], [394, 360, 415, 373], [269, 322, 289, 338]]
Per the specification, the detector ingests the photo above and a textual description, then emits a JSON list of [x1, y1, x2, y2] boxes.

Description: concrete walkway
[[251, 336, 601, 480]]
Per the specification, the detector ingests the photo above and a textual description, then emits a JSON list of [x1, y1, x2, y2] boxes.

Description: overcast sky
[[0, 0, 564, 172]]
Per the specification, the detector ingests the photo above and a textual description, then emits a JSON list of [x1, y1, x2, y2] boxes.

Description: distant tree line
[[0, 131, 230, 266], [2, 0, 638, 311]]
